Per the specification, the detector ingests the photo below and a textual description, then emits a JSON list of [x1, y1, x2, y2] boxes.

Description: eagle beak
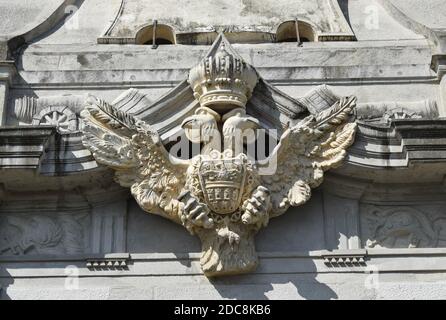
[[181, 117, 195, 129], [247, 116, 260, 128], [182, 116, 203, 143]]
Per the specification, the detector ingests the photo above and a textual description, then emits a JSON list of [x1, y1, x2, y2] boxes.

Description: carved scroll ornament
[[81, 34, 357, 276]]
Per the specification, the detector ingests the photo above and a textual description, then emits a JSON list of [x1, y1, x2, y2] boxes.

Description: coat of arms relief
[[81, 34, 357, 276]]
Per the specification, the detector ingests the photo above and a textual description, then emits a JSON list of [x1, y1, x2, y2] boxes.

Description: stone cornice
[[347, 119, 446, 169], [0, 60, 16, 83], [0, 126, 55, 169], [2, 119, 446, 182], [0, 126, 96, 174], [431, 54, 446, 79], [15, 39, 434, 87], [3, 248, 446, 277]]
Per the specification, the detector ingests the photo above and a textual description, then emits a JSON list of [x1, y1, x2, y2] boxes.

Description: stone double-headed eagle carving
[[81, 34, 357, 276]]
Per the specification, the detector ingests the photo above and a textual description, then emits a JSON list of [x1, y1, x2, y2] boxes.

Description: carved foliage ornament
[[81, 34, 357, 276]]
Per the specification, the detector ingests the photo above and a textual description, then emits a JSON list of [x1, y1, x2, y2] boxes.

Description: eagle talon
[[241, 186, 271, 228], [178, 191, 214, 232]]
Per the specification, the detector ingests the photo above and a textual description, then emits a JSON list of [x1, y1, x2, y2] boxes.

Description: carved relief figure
[[364, 206, 446, 248], [0, 214, 86, 255], [81, 34, 357, 276]]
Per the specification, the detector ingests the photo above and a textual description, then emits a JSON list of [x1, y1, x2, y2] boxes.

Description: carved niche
[[81, 34, 357, 276]]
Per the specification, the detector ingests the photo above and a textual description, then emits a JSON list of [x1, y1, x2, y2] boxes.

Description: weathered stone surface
[[100, 0, 354, 44], [0, 0, 64, 37], [1, 0, 446, 299], [79, 35, 357, 276]]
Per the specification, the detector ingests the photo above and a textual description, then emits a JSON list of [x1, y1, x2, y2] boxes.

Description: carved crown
[[198, 153, 247, 215], [188, 34, 259, 111], [201, 161, 243, 186]]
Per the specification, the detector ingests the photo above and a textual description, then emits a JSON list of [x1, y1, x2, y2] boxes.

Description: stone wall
[[1, 0, 446, 299]]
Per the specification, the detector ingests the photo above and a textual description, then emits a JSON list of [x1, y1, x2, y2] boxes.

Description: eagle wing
[[81, 95, 189, 223], [261, 96, 357, 217]]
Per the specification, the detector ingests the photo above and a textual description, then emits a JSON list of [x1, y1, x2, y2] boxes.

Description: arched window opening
[[136, 22, 175, 47], [276, 20, 316, 43]]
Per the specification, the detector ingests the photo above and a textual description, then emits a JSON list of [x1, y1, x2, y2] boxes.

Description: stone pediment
[[111, 34, 341, 141], [115, 78, 342, 141]]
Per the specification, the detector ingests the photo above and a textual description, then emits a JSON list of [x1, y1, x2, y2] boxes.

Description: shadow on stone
[[338, 0, 352, 29], [208, 263, 338, 300], [0, 267, 13, 300], [126, 203, 201, 268]]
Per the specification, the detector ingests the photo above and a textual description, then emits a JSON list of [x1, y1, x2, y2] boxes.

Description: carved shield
[[198, 154, 247, 215]]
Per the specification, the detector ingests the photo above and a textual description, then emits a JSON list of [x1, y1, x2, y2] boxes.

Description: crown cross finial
[[188, 34, 259, 112]]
